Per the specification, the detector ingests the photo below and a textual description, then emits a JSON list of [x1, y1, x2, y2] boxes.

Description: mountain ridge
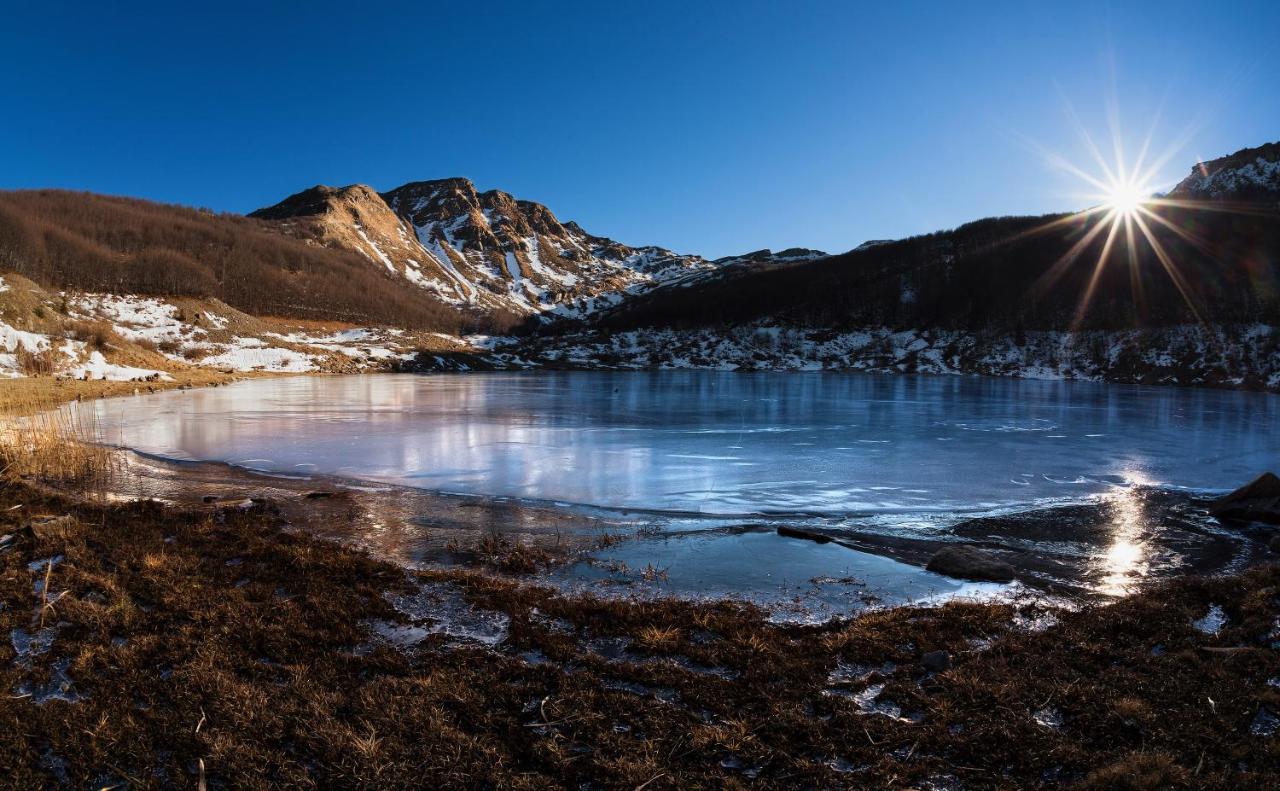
[[0, 140, 1277, 390], [251, 178, 729, 321], [1169, 140, 1280, 202]]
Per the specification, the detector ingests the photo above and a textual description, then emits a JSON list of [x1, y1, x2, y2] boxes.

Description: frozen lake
[[90, 372, 1279, 528]]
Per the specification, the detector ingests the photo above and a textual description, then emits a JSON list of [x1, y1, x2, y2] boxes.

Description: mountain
[[573, 141, 1280, 336], [1169, 141, 1280, 202], [516, 142, 1280, 389], [251, 178, 721, 320], [1, 142, 1277, 390]]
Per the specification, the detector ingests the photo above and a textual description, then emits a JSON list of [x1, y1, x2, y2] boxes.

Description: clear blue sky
[[2, 1, 1277, 257]]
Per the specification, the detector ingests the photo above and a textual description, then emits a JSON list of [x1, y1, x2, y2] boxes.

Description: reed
[[0, 397, 115, 493]]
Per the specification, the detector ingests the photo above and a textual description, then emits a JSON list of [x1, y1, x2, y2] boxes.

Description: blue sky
[[2, 1, 1277, 257]]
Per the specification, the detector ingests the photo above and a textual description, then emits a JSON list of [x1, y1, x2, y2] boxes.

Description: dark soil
[[1, 482, 1277, 789]]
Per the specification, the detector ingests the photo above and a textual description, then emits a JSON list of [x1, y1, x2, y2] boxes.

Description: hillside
[[0, 190, 483, 333], [1, 142, 1279, 390], [578, 208, 1279, 335], [512, 142, 1280, 389], [1170, 141, 1280, 202], [563, 140, 1280, 336]]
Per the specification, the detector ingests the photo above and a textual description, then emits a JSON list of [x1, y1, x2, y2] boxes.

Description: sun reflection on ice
[[1093, 471, 1154, 596]]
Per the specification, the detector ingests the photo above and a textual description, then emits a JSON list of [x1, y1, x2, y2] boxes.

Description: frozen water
[[88, 372, 1280, 525]]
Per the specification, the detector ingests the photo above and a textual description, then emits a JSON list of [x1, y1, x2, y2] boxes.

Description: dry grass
[[475, 533, 558, 574], [63, 318, 120, 351], [0, 402, 114, 494], [15, 347, 57, 376], [0, 371, 240, 416], [0, 479, 1275, 788]]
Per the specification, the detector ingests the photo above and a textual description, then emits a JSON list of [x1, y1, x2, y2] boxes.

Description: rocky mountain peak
[[249, 183, 382, 221], [251, 178, 716, 320], [1169, 141, 1280, 202]]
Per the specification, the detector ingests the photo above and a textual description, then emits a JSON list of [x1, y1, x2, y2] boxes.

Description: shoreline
[[1, 477, 1276, 787], [3, 375, 1277, 785], [55, 445, 1280, 612]]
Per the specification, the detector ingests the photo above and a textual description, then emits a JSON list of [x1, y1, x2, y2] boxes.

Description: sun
[[1025, 116, 1221, 330], [1103, 179, 1151, 217]]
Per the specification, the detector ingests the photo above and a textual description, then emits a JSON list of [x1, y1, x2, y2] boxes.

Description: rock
[[249, 497, 281, 515], [776, 526, 831, 544], [1208, 472, 1280, 525], [1270, 534, 1280, 554], [304, 490, 337, 500], [921, 650, 951, 673], [202, 495, 219, 504], [926, 546, 1015, 583]]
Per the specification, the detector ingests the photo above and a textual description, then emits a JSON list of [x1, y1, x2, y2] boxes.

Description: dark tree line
[[579, 204, 1280, 335]]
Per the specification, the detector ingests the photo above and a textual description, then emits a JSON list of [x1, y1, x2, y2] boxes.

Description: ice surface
[[90, 372, 1280, 525]]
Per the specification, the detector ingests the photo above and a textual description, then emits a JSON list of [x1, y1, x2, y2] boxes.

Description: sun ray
[[1123, 212, 1146, 318], [1146, 196, 1275, 218], [1126, 88, 1168, 192], [1020, 100, 1257, 329], [1031, 208, 1117, 298], [1071, 210, 1124, 330], [1054, 86, 1123, 189], [1130, 211, 1205, 325], [1134, 205, 1214, 255]]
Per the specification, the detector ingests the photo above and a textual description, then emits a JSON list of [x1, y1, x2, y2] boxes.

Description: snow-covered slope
[[1169, 141, 1280, 202], [0, 274, 469, 381], [493, 322, 1280, 390], [253, 179, 758, 320]]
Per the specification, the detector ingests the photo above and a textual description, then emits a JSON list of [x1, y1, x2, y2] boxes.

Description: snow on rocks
[[514, 322, 1280, 391]]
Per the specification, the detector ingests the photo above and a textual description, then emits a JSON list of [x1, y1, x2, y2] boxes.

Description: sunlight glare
[[1104, 180, 1150, 217]]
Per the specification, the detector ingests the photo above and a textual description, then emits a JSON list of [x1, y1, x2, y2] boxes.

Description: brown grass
[[0, 371, 241, 416], [63, 318, 120, 351], [0, 401, 114, 492], [0, 480, 1275, 789], [16, 346, 58, 376]]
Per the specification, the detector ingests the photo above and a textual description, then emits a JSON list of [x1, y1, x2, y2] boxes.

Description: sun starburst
[[1020, 105, 1237, 330]]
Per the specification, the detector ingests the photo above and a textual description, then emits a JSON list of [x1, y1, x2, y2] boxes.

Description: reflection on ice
[[86, 372, 1278, 533], [1093, 478, 1154, 597]]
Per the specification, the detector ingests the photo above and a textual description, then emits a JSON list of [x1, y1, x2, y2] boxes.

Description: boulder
[[1208, 472, 1280, 525], [926, 545, 1015, 583], [921, 650, 951, 673], [1269, 534, 1280, 554]]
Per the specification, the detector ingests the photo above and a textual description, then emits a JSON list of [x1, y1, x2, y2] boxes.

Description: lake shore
[[2, 475, 1278, 788], [0, 371, 250, 416], [93, 448, 1273, 604], [4, 375, 1279, 786]]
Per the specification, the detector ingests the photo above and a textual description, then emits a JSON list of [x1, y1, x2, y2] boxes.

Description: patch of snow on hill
[[0, 323, 54, 377], [74, 295, 195, 345], [198, 342, 318, 373], [68, 351, 170, 382]]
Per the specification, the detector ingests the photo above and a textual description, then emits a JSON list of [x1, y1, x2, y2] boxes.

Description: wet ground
[[98, 450, 1271, 620]]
